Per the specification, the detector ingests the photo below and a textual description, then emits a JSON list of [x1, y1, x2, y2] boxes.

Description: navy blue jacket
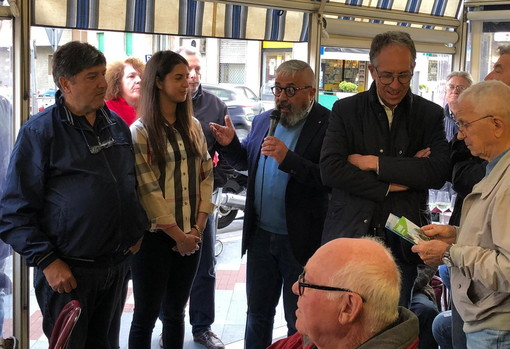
[[0, 94, 147, 269], [320, 82, 449, 264], [220, 102, 330, 265]]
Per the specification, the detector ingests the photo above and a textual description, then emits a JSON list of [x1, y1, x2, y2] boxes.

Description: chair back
[[48, 300, 82, 349]]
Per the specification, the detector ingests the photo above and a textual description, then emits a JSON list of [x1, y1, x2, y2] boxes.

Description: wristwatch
[[442, 245, 454, 267]]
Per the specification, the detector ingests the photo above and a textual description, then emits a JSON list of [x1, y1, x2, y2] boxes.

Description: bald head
[[317, 238, 398, 278], [311, 238, 400, 325]]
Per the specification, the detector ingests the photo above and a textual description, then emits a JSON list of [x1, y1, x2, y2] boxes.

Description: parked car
[[38, 89, 56, 97], [36, 89, 56, 112], [202, 83, 265, 123]]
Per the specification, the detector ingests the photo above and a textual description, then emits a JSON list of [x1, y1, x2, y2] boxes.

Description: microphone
[[267, 109, 281, 137]]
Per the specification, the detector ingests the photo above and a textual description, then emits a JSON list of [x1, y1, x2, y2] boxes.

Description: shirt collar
[[486, 148, 510, 176]]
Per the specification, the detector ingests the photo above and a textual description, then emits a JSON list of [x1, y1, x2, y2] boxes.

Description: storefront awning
[[33, 0, 463, 44]]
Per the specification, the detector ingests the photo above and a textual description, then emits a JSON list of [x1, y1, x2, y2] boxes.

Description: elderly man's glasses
[[447, 85, 468, 92], [374, 67, 413, 85], [297, 271, 365, 302], [455, 115, 493, 133], [271, 86, 312, 98]]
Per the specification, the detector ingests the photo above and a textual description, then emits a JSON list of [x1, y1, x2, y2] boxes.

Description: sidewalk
[[28, 215, 288, 348]]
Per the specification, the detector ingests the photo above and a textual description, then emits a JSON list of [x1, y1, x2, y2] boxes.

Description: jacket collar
[[472, 149, 510, 199], [56, 90, 116, 127], [192, 84, 203, 102]]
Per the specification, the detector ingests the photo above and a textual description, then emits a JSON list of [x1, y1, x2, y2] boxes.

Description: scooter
[[217, 170, 247, 229]]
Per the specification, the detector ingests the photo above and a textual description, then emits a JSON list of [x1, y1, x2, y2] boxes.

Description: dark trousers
[[244, 227, 303, 349], [411, 292, 439, 349], [34, 257, 130, 349], [189, 215, 217, 336], [398, 262, 418, 308], [128, 231, 200, 349]]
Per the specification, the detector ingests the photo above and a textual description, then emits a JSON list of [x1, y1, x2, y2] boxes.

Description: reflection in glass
[[0, 18, 13, 338]]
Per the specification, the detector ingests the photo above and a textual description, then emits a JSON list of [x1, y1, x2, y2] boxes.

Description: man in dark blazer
[[320, 31, 450, 309], [210, 59, 330, 349]]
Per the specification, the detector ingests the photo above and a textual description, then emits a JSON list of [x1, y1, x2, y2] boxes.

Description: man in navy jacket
[[0, 41, 147, 348], [320, 31, 450, 308], [210, 60, 330, 349]]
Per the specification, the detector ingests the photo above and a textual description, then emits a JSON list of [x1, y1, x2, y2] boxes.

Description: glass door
[[0, 17, 14, 340]]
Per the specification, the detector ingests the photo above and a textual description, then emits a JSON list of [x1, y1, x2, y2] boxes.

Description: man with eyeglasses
[[320, 31, 450, 309], [210, 60, 330, 348], [268, 237, 419, 349], [413, 80, 510, 348], [0, 41, 147, 348], [443, 71, 473, 142]]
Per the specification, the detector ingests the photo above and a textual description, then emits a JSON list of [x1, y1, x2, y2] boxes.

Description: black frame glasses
[[455, 115, 493, 133], [374, 67, 413, 85], [298, 271, 365, 302], [271, 86, 312, 98]]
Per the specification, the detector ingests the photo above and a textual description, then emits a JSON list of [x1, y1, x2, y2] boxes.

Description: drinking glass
[[436, 191, 451, 213]]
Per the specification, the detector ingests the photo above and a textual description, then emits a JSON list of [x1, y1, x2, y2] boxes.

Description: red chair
[[48, 300, 82, 349]]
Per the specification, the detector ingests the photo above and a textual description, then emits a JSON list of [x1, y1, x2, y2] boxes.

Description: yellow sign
[[263, 41, 293, 48]]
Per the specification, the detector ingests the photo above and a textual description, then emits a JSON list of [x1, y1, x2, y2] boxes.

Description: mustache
[[276, 102, 292, 110]]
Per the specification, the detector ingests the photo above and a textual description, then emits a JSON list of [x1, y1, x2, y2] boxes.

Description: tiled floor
[[27, 215, 288, 348]]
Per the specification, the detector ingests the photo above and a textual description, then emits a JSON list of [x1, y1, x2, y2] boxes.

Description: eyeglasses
[[374, 67, 413, 85], [297, 271, 365, 302], [78, 121, 116, 154], [455, 115, 493, 133], [447, 85, 468, 92], [271, 86, 312, 98]]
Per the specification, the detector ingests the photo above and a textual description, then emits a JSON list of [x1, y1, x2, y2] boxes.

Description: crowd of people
[[0, 29, 510, 349]]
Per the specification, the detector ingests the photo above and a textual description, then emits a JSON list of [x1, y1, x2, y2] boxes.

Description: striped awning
[[33, 0, 309, 42], [32, 0, 463, 42]]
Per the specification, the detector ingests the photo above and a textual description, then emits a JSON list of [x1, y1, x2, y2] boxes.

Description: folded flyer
[[385, 213, 431, 245]]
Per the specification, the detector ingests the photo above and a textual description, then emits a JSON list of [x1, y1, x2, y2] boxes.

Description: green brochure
[[385, 213, 431, 245]]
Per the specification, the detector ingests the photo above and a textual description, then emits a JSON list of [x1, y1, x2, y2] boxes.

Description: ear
[[493, 117, 505, 138], [155, 76, 163, 90], [337, 293, 364, 325], [58, 76, 71, 94], [368, 64, 377, 81], [309, 87, 317, 98]]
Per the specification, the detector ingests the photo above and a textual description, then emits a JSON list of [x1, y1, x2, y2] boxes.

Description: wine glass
[[428, 189, 437, 210], [436, 191, 451, 213]]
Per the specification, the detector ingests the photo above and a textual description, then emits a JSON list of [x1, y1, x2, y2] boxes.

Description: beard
[[277, 101, 310, 127], [302, 335, 314, 346]]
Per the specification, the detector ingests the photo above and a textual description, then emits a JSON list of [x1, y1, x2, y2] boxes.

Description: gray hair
[[275, 60, 315, 85], [446, 71, 473, 86], [498, 45, 510, 56], [174, 45, 202, 60], [52, 41, 106, 89], [369, 31, 416, 67], [459, 80, 510, 122], [328, 237, 400, 334]]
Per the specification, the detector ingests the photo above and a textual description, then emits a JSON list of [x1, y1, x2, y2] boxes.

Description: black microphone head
[[270, 109, 281, 121], [268, 109, 281, 137]]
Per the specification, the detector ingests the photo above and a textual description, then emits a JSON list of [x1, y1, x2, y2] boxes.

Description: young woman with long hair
[[128, 50, 214, 348]]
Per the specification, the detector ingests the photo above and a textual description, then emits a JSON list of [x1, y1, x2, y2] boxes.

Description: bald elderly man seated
[[268, 237, 419, 349]]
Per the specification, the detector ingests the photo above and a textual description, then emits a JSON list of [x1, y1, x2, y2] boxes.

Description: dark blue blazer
[[220, 102, 330, 265]]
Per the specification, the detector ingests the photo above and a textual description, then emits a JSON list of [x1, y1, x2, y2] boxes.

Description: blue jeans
[[129, 231, 200, 349], [433, 310, 453, 349], [189, 215, 217, 336], [34, 256, 130, 349], [244, 227, 303, 349], [466, 329, 510, 349]]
